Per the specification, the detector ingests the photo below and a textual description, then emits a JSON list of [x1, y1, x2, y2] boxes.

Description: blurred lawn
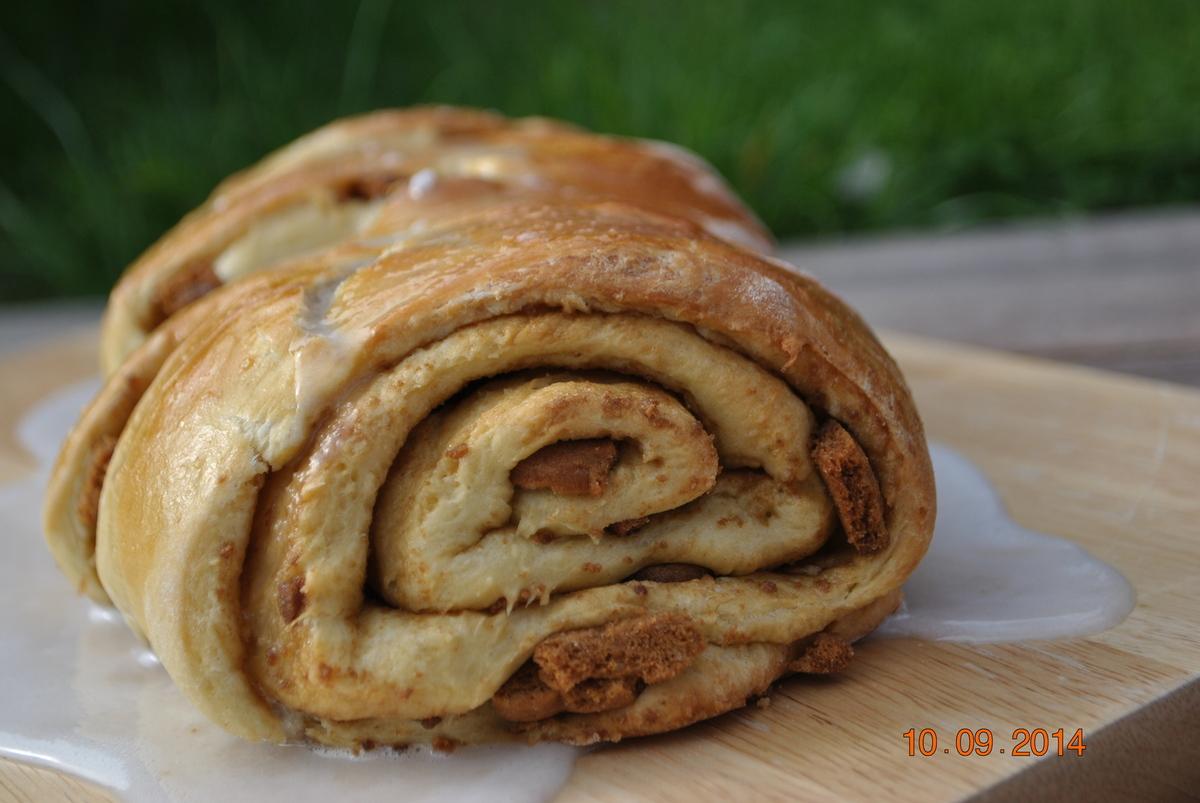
[[2, 0, 1199, 300]]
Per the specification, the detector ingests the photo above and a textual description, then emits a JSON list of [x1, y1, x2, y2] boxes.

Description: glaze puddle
[[879, 446, 1134, 641], [0, 380, 1134, 801], [1, 381, 576, 802]]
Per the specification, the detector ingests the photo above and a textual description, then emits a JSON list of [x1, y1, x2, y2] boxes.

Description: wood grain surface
[[781, 209, 1200, 387], [1, 331, 1197, 803]]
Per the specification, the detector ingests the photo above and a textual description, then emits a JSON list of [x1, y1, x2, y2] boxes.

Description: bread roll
[[44, 107, 934, 748]]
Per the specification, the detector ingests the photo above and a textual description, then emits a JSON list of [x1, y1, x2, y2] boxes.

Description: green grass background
[[3, 0, 1199, 300]]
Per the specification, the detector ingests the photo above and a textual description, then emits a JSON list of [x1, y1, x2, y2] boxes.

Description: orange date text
[[902, 727, 1086, 757]]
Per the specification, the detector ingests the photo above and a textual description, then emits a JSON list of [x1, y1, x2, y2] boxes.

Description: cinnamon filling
[[337, 172, 403, 202], [492, 612, 704, 723], [791, 633, 854, 674], [631, 563, 711, 583], [277, 576, 307, 624], [76, 434, 117, 530], [810, 420, 888, 554], [510, 438, 618, 497], [150, 259, 221, 323], [492, 662, 564, 722], [607, 516, 650, 536], [561, 676, 640, 713]]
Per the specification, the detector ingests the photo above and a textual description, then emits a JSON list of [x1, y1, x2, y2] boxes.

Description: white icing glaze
[[408, 168, 439, 200], [213, 198, 385, 283], [879, 445, 1134, 642], [0, 380, 1134, 800], [432, 145, 528, 181]]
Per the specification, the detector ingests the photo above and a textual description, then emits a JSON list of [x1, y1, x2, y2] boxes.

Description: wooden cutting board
[[2, 331, 1197, 803]]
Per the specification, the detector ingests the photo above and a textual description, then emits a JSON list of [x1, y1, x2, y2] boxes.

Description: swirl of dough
[[44, 113, 934, 751]]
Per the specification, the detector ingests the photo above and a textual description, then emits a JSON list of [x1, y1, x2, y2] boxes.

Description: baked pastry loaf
[[97, 106, 772, 376], [44, 107, 935, 748]]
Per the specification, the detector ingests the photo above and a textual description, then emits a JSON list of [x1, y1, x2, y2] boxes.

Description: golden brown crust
[[44, 107, 935, 750], [99, 106, 773, 375], [43, 266, 318, 604], [811, 419, 889, 554]]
